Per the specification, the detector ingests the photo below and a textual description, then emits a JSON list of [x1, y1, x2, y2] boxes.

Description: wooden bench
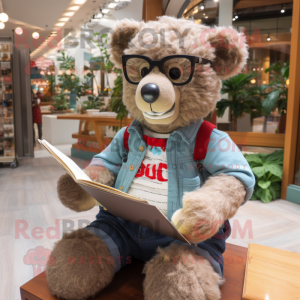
[[20, 244, 247, 300]]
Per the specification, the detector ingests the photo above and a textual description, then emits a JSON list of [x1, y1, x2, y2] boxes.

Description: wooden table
[[41, 111, 53, 115], [57, 114, 134, 153], [20, 244, 247, 300]]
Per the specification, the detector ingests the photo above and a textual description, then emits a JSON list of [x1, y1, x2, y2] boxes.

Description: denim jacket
[[90, 119, 255, 221]]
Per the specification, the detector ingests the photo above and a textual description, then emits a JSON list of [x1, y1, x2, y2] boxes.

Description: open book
[[38, 139, 190, 244]]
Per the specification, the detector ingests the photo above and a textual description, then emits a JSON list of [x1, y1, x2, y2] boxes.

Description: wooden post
[[142, 0, 163, 21], [281, 0, 300, 199]]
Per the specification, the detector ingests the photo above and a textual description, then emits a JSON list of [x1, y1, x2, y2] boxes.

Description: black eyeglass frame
[[122, 54, 213, 86]]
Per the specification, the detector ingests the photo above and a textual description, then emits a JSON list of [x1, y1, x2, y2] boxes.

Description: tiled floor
[[0, 156, 300, 300]]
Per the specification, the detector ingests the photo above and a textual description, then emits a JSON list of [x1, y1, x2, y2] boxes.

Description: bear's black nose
[[141, 83, 160, 103]]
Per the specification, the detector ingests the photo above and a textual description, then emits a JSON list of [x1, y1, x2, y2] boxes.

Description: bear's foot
[[46, 229, 115, 300], [143, 243, 223, 300]]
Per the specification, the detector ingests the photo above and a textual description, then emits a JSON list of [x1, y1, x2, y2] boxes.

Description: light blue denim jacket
[[90, 119, 255, 221]]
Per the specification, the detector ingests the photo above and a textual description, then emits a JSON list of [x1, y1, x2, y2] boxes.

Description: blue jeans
[[86, 207, 230, 276]]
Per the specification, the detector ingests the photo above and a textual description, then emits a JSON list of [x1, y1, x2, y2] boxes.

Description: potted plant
[[57, 52, 87, 110], [82, 95, 105, 115], [244, 150, 283, 202], [52, 92, 69, 112], [216, 73, 264, 131], [57, 51, 96, 113]]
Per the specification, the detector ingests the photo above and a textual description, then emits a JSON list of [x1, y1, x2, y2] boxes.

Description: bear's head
[[109, 16, 248, 133]]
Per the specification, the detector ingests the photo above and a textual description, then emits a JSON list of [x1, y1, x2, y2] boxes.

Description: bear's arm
[[172, 131, 255, 243], [201, 130, 255, 206], [57, 127, 128, 212]]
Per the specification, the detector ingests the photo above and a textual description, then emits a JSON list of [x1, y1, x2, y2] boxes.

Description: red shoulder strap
[[194, 120, 216, 161], [123, 124, 131, 151]]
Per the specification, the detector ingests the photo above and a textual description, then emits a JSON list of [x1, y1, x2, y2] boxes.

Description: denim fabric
[[90, 119, 255, 221], [86, 207, 230, 276]]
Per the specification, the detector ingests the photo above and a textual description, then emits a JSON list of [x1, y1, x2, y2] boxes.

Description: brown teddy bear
[[46, 16, 255, 300]]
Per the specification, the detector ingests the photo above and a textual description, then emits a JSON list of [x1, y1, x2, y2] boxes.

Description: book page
[[38, 139, 148, 203], [39, 140, 91, 181]]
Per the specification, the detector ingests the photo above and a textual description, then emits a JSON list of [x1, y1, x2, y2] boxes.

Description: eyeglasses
[[122, 55, 213, 86]]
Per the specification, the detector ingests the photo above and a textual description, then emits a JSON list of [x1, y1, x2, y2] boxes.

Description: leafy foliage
[[91, 32, 128, 129], [216, 73, 264, 130], [52, 93, 69, 111], [91, 33, 115, 74], [244, 150, 284, 203], [57, 52, 93, 101], [45, 74, 56, 99], [261, 61, 289, 116], [57, 52, 80, 92], [81, 95, 105, 111], [110, 72, 128, 131]]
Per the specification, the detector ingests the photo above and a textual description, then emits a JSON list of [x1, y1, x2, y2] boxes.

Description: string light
[[0, 22, 5, 29], [267, 34, 270, 41]]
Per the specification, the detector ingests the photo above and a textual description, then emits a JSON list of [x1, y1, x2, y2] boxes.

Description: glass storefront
[[181, 0, 293, 137]]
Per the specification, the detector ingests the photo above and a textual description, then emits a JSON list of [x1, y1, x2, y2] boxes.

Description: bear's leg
[[143, 243, 223, 300], [46, 229, 115, 300]]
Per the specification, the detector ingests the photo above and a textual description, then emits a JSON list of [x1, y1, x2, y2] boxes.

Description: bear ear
[[206, 27, 248, 80], [109, 19, 144, 68]]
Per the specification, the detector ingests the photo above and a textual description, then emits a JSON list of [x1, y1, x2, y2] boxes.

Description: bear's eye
[[169, 67, 181, 80], [141, 67, 150, 78]]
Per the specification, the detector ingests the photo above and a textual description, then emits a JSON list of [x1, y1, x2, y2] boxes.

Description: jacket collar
[[128, 118, 203, 145]]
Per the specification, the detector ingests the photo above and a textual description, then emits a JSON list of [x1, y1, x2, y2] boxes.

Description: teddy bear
[[46, 16, 255, 300]]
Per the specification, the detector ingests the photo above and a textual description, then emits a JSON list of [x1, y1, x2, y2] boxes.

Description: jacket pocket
[[179, 176, 201, 206]]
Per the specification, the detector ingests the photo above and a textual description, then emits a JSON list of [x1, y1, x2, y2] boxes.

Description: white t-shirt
[[127, 127, 170, 216]]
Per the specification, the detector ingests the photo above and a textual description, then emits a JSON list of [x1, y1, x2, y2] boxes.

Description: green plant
[[244, 150, 284, 203], [92, 32, 128, 129], [81, 95, 105, 111], [57, 52, 93, 100], [45, 74, 56, 97], [52, 93, 69, 111], [57, 52, 80, 92], [216, 73, 264, 131], [261, 61, 289, 116], [110, 70, 128, 131], [91, 33, 114, 74]]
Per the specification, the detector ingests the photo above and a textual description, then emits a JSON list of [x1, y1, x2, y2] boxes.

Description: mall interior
[[0, 0, 300, 299]]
